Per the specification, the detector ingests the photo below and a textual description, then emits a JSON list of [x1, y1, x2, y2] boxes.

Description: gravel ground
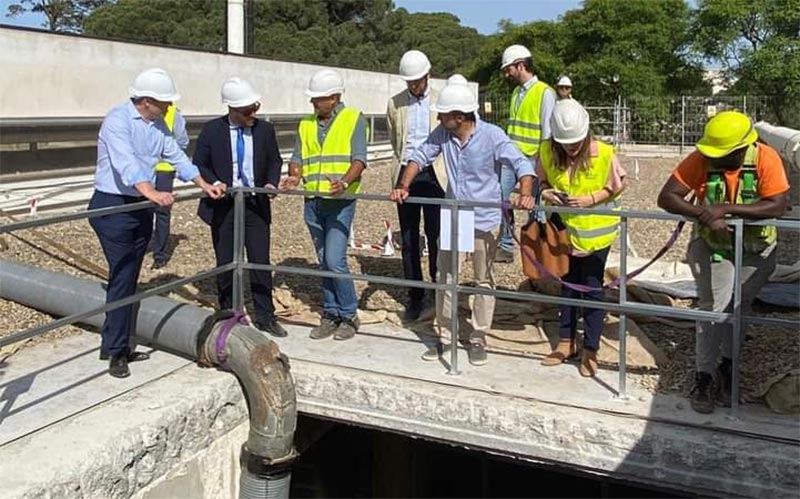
[[1, 155, 798, 400]]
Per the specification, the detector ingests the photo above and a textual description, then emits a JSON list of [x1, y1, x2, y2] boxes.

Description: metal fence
[[479, 90, 776, 154], [1, 188, 798, 418]]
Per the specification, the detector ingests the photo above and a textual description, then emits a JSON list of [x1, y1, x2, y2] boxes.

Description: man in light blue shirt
[[391, 83, 536, 366], [88, 68, 224, 378]]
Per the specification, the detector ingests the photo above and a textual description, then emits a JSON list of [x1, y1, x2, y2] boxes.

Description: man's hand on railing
[[149, 191, 176, 207], [201, 183, 226, 200], [390, 185, 409, 204], [697, 204, 727, 225], [278, 175, 301, 191], [265, 183, 278, 199]]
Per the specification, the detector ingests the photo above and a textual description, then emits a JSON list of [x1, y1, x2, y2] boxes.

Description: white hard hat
[[129, 68, 180, 102], [305, 69, 344, 98], [432, 83, 478, 113], [500, 44, 532, 69], [447, 74, 469, 85], [551, 99, 590, 144], [398, 50, 431, 81], [557, 75, 573, 87], [221, 77, 261, 108]]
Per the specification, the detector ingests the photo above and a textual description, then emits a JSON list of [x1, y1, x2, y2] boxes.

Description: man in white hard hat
[[390, 82, 537, 366], [386, 50, 446, 321], [151, 103, 189, 270], [496, 44, 556, 263], [556, 75, 573, 100], [88, 68, 225, 378], [194, 77, 287, 338], [279, 68, 368, 341]]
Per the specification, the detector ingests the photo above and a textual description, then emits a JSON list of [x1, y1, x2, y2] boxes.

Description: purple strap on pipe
[[503, 201, 685, 293], [215, 310, 249, 370]]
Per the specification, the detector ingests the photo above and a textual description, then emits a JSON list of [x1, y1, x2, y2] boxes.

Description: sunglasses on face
[[232, 102, 261, 115]]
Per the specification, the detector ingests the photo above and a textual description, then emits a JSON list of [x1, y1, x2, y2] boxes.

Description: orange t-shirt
[[672, 143, 790, 203]]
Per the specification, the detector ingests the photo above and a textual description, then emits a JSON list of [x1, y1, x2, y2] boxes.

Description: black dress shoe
[[109, 354, 130, 378], [151, 259, 167, 270], [255, 318, 288, 338], [99, 350, 151, 362], [403, 300, 423, 322]]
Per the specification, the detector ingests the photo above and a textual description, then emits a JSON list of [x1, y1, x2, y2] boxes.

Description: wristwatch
[[340, 180, 350, 190]]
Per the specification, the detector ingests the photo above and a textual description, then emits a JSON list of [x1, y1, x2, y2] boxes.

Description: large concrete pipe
[[0, 259, 296, 499], [755, 121, 800, 171]]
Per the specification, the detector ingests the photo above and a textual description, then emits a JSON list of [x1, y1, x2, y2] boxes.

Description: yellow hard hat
[[696, 110, 758, 158]]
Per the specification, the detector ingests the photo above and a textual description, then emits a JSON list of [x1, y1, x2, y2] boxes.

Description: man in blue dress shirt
[[88, 68, 224, 378], [391, 82, 536, 366]]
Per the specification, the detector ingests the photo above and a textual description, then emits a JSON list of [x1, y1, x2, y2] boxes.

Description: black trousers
[[211, 197, 275, 322], [88, 190, 153, 356], [153, 171, 175, 262], [397, 166, 445, 302], [559, 246, 610, 351]]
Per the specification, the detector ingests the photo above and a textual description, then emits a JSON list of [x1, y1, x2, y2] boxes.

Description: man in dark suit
[[194, 77, 287, 337]]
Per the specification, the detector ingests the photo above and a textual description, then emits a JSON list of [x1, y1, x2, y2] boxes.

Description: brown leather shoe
[[541, 339, 577, 366], [579, 349, 598, 377]]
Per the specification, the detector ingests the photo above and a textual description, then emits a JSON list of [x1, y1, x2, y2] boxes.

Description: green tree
[[693, 0, 800, 126], [6, 0, 110, 32]]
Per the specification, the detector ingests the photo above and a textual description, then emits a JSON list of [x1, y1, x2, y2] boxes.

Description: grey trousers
[[687, 237, 776, 373]]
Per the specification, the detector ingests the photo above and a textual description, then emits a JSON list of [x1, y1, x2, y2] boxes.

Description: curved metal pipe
[[0, 259, 297, 498]]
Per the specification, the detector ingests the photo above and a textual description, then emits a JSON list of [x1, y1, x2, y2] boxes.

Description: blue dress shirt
[[94, 101, 199, 196], [409, 118, 535, 232]]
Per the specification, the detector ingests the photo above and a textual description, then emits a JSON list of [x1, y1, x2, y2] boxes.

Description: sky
[[1, 0, 584, 34], [394, 0, 583, 34]]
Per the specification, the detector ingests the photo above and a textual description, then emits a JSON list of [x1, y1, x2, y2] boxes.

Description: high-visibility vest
[[698, 144, 777, 256], [507, 80, 550, 156], [299, 107, 362, 194], [154, 104, 178, 173], [539, 140, 621, 253]]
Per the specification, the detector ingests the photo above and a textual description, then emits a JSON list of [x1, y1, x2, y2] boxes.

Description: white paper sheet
[[439, 207, 475, 252]]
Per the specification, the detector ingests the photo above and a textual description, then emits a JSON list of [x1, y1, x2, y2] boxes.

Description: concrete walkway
[[1, 324, 798, 498]]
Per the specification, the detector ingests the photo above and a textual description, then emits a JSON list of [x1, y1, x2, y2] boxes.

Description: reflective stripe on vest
[[154, 104, 178, 173], [299, 107, 361, 194], [697, 144, 778, 254], [507, 81, 549, 155], [539, 140, 621, 253]]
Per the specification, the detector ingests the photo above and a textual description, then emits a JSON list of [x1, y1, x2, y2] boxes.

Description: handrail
[[0, 185, 797, 417]]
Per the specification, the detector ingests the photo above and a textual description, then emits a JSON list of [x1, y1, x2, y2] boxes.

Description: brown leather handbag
[[520, 213, 570, 280]]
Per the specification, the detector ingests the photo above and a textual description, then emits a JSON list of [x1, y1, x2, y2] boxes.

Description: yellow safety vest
[[697, 144, 777, 255], [299, 107, 362, 195], [154, 104, 178, 173], [539, 140, 621, 253], [507, 80, 549, 156]]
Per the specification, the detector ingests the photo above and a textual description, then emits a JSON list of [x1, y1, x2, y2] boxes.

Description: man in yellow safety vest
[[279, 69, 368, 342], [152, 103, 189, 269], [497, 44, 556, 263]]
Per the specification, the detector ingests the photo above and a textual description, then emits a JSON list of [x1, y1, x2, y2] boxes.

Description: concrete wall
[[0, 27, 471, 119]]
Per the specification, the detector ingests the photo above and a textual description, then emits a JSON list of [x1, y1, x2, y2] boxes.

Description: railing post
[[447, 199, 460, 375], [369, 115, 375, 144], [232, 189, 246, 312], [617, 216, 629, 399], [730, 218, 744, 418], [680, 95, 686, 155]]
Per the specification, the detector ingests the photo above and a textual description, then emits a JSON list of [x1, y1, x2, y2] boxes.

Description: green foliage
[[6, 0, 110, 32], [693, 0, 800, 126]]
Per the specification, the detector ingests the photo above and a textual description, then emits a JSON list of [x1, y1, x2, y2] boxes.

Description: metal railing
[[1, 187, 798, 418]]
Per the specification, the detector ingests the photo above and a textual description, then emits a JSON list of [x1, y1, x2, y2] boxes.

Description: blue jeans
[[499, 164, 517, 252], [304, 198, 358, 319]]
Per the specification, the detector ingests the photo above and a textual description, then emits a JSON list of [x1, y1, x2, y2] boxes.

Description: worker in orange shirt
[[658, 110, 790, 415]]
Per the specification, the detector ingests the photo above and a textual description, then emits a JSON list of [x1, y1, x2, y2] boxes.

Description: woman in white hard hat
[[555, 75, 573, 100], [536, 99, 626, 377]]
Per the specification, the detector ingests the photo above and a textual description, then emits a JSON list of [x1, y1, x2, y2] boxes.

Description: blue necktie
[[236, 127, 249, 187]]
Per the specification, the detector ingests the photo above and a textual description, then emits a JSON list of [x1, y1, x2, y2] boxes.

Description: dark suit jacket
[[194, 116, 282, 225]]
